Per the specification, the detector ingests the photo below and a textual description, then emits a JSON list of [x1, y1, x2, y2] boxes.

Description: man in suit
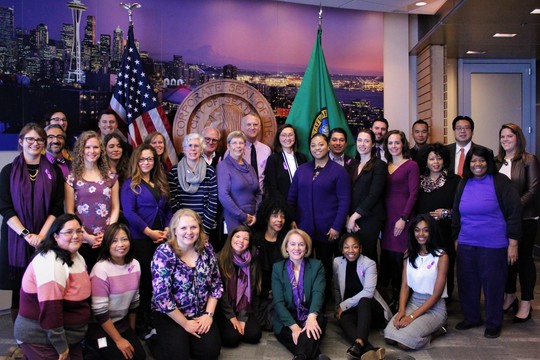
[[446, 115, 492, 176], [329, 127, 355, 172], [371, 118, 389, 163], [409, 119, 429, 164], [241, 113, 271, 193]]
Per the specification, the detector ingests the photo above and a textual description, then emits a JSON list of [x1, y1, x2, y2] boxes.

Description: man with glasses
[[446, 115, 493, 176], [202, 127, 223, 168], [44, 124, 72, 178]]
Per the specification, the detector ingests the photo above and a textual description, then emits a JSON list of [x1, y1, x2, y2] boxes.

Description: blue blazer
[[271, 258, 325, 334], [288, 160, 350, 241]]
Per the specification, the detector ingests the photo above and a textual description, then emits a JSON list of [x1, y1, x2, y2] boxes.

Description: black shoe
[[513, 308, 532, 323], [346, 343, 363, 360], [503, 298, 518, 313], [455, 321, 482, 330], [484, 327, 501, 338]]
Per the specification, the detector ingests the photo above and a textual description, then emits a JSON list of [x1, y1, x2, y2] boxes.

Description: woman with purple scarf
[[216, 225, 262, 347], [0, 123, 64, 322], [272, 229, 328, 360]]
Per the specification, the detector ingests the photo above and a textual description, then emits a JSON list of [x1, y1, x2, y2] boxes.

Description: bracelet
[[409, 314, 414, 320], [203, 311, 214, 317]]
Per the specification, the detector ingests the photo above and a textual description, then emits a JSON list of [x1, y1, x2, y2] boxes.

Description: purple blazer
[[121, 178, 172, 239], [288, 160, 350, 241]]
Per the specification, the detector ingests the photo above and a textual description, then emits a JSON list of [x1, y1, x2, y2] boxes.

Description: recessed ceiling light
[[493, 33, 517, 38], [466, 50, 487, 55], [530, 9, 540, 14], [416, 1, 428, 6]]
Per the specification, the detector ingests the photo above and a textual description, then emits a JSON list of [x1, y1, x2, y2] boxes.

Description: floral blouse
[[151, 242, 223, 318], [66, 173, 117, 235]]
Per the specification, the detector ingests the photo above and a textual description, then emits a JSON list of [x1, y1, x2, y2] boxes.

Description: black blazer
[[446, 142, 493, 176], [264, 151, 307, 201], [348, 158, 387, 221]]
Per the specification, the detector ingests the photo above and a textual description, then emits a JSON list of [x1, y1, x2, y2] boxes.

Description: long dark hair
[[273, 124, 298, 153], [104, 132, 130, 184], [35, 214, 83, 267], [98, 223, 135, 264], [218, 225, 261, 294], [406, 214, 444, 269]]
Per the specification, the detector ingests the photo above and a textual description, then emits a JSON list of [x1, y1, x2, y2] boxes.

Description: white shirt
[[454, 141, 472, 174]]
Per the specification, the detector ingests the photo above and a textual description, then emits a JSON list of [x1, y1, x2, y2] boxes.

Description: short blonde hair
[[167, 209, 206, 257], [280, 229, 312, 258], [227, 130, 246, 144]]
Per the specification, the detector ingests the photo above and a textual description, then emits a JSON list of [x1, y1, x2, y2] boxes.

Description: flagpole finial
[[318, 5, 323, 30], [120, 2, 141, 26]]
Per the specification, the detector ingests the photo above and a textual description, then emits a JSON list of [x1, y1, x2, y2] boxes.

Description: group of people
[[0, 109, 537, 360]]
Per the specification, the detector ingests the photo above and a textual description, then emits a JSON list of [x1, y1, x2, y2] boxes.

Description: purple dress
[[381, 160, 419, 253], [66, 173, 117, 235]]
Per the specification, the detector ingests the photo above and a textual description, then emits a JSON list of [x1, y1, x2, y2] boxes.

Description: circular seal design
[[172, 79, 277, 153]]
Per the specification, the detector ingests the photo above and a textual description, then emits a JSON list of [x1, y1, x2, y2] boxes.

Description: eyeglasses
[[204, 137, 219, 144], [455, 126, 472, 131], [50, 117, 67, 123], [139, 157, 155, 163], [59, 229, 84, 236], [24, 137, 45, 145], [47, 135, 65, 141]]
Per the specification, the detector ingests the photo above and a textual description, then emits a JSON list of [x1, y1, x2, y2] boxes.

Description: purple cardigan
[[288, 160, 350, 241], [121, 179, 172, 239]]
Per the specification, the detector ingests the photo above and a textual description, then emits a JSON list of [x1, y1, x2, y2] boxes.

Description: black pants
[[132, 238, 158, 330], [505, 219, 538, 300], [355, 218, 384, 265], [338, 297, 386, 344], [275, 316, 327, 360], [313, 240, 336, 301], [153, 311, 221, 360], [86, 323, 146, 360], [214, 310, 262, 347], [379, 249, 404, 300]]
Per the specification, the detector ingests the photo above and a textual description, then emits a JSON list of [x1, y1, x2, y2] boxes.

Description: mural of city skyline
[[0, 0, 384, 148]]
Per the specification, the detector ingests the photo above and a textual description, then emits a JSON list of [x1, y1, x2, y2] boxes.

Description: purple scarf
[[287, 258, 309, 326], [227, 250, 252, 313], [8, 155, 56, 280]]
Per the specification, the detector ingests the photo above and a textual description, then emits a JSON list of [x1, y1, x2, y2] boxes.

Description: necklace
[[28, 168, 39, 182]]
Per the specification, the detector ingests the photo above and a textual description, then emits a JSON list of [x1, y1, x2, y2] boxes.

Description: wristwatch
[[203, 311, 214, 317], [20, 228, 30, 238]]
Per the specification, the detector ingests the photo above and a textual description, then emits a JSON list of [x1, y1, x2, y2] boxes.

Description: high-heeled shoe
[[503, 298, 518, 313], [513, 308, 532, 323]]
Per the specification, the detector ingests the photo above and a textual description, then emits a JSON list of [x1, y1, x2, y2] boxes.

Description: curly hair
[[127, 143, 169, 199], [71, 131, 109, 181]]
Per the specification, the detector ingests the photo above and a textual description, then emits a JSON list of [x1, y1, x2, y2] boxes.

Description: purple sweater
[[458, 175, 508, 248]]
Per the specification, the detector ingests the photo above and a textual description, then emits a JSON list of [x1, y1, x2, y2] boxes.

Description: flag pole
[[318, 5, 323, 31], [120, 2, 141, 25]]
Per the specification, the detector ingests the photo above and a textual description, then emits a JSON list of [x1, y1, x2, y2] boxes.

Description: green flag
[[286, 28, 355, 158]]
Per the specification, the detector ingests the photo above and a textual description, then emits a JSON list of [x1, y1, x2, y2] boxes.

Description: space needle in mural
[[66, 0, 86, 84]]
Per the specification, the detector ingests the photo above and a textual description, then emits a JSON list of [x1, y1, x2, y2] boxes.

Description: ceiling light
[[493, 33, 517, 37], [466, 50, 487, 55], [416, 2, 427, 6], [530, 9, 540, 14]]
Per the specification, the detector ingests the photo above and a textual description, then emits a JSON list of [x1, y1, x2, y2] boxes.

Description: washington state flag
[[286, 28, 355, 158]]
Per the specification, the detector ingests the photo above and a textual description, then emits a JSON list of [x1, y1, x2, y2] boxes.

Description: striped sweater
[[168, 164, 218, 232], [14, 251, 91, 354], [90, 259, 141, 336]]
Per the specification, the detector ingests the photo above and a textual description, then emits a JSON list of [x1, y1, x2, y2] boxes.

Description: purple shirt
[[458, 175, 508, 248], [151, 243, 223, 318]]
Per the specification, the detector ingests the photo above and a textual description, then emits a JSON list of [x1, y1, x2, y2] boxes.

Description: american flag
[[110, 25, 178, 168]]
